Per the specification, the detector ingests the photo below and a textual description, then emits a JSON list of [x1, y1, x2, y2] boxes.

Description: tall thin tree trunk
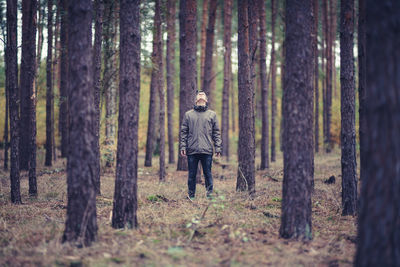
[[331, 0, 337, 98], [270, 0, 277, 162], [154, 0, 165, 181], [59, 0, 69, 158], [314, 0, 319, 153], [236, 0, 255, 194], [20, 0, 37, 195], [358, 0, 366, 182], [177, 0, 197, 171], [355, 1, 400, 265], [53, 1, 60, 161], [144, 3, 161, 167], [280, 9, 286, 153], [7, 0, 21, 204], [35, 0, 44, 99], [231, 74, 235, 133], [93, 0, 103, 195], [45, 0, 53, 166], [199, 0, 209, 86], [103, 0, 118, 167], [221, 0, 232, 160], [324, 0, 333, 152], [322, 0, 328, 151], [166, 0, 176, 164], [201, 0, 217, 101], [3, 32, 9, 170], [280, 0, 313, 240], [20, 1, 37, 172], [62, 0, 98, 247], [340, 0, 357, 216], [112, 0, 140, 229], [259, 0, 269, 169]]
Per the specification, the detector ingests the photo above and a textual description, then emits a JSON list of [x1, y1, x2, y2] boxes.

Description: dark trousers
[[187, 153, 213, 198]]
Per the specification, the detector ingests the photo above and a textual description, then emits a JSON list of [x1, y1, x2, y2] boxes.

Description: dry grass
[[0, 148, 357, 266]]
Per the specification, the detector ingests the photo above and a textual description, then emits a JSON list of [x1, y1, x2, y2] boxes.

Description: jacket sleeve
[[212, 113, 222, 153], [179, 113, 189, 151]]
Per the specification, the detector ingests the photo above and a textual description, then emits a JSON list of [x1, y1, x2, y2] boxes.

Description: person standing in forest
[[180, 91, 222, 200]]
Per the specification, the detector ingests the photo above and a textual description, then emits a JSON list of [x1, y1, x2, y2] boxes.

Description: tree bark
[[62, 0, 98, 247], [236, 0, 255, 194], [355, 1, 400, 265], [221, 0, 232, 160], [20, 0, 37, 195], [144, 2, 161, 167], [154, 0, 165, 181], [314, 0, 319, 153], [324, 0, 332, 152], [59, 0, 69, 158], [201, 0, 217, 101], [177, 0, 197, 171], [166, 0, 176, 164], [258, 0, 269, 169], [331, 0, 337, 98], [45, 0, 53, 167], [358, 0, 366, 182], [340, 0, 357, 216], [7, 0, 21, 204], [103, 0, 118, 167], [112, 0, 140, 229], [3, 32, 9, 170], [20, 0, 37, 175], [270, 0, 277, 162], [199, 0, 209, 86], [280, 0, 313, 240], [93, 0, 103, 195], [35, 0, 44, 100]]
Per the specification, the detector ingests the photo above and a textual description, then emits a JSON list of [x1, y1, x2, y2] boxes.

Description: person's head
[[195, 91, 208, 106]]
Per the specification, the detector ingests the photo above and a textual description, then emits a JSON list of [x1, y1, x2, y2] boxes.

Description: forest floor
[[0, 148, 357, 266]]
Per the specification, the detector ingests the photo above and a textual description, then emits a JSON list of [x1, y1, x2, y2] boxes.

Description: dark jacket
[[179, 108, 222, 155]]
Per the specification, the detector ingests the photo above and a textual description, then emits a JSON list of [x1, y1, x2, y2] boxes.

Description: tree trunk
[[45, 0, 53, 167], [35, 0, 44, 100], [358, 0, 366, 182], [270, 0, 277, 162], [166, 0, 176, 164], [340, 0, 357, 216], [3, 38, 9, 170], [280, 0, 313, 240], [19, 0, 37, 173], [201, 0, 217, 102], [258, 0, 268, 169], [62, 0, 98, 247], [177, 0, 197, 171], [324, 0, 332, 152], [221, 0, 232, 160], [20, 0, 37, 195], [53, 0, 60, 162], [7, 0, 21, 204], [355, 1, 400, 265], [331, 0, 337, 98], [154, 0, 165, 181], [103, 0, 118, 167], [93, 0, 103, 195], [112, 0, 140, 229], [231, 74, 235, 133], [144, 2, 161, 167], [59, 0, 69, 158], [236, 0, 255, 194], [199, 0, 209, 86], [314, 0, 319, 153]]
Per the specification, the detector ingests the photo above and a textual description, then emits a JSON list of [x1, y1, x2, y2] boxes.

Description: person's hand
[[215, 152, 221, 158], [180, 150, 186, 157]]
